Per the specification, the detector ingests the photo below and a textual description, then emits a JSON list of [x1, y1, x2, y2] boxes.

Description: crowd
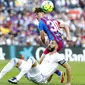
[[0, 0, 85, 47]]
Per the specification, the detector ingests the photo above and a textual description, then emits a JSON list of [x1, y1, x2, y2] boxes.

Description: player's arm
[[60, 22, 71, 41], [40, 53, 45, 64], [40, 30, 46, 44], [61, 62, 71, 85], [58, 59, 71, 85], [54, 52, 71, 84], [40, 53, 53, 82], [47, 74, 53, 82]]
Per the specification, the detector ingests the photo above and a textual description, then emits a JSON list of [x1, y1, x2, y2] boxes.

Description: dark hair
[[34, 8, 44, 13]]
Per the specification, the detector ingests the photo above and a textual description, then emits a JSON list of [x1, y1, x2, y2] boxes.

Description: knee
[[11, 58, 19, 66], [11, 58, 19, 63]]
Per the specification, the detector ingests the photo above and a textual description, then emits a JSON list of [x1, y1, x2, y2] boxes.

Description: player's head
[[34, 8, 45, 20], [47, 41, 58, 52]]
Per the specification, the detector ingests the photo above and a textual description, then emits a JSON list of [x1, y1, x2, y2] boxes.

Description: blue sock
[[55, 70, 61, 76]]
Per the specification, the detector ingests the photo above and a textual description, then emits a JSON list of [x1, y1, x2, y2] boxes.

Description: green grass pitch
[[0, 60, 85, 85]]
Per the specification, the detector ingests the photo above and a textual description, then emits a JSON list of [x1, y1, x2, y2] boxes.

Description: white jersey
[[40, 52, 63, 78], [21, 52, 65, 84]]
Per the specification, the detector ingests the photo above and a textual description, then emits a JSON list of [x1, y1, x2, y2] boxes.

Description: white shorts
[[24, 63, 58, 84], [18, 52, 65, 84], [25, 71, 47, 84]]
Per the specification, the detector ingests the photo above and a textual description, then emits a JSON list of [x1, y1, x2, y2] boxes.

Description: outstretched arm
[[40, 53, 45, 64], [60, 22, 71, 41], [64, 25, 71, 41], [61, 62, 71, 85]]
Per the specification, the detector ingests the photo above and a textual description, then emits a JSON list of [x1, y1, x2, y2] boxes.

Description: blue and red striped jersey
[[38, 17, 63, 42]]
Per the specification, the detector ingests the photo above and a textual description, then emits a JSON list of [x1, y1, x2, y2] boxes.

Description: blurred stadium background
[[0, 0, 85, 85]]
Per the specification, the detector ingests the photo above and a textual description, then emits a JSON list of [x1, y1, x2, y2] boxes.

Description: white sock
[[0, 58, 19, 79], [16, 58, 33, 81]]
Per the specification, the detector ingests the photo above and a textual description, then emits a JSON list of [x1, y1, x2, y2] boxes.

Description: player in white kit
[[0, 41, 71, 85], [21, 52, 61, 84]]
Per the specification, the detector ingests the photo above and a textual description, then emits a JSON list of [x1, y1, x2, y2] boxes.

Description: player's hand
[[41, 41, 49, 46], [66, 38, 74, 46], [65, 83, 71, 85], [45, 40, 49, 45], [66, 37, 71, 42]]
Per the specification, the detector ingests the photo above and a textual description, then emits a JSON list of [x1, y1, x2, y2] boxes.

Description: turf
[[0, 60, 85, 85]]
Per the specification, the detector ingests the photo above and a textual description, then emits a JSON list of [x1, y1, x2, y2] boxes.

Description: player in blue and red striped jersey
[[34, 8, 71, 85]]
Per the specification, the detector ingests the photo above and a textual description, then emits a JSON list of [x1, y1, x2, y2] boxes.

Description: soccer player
[[34, 8, 71, 85], [0, 41, 70, 85]]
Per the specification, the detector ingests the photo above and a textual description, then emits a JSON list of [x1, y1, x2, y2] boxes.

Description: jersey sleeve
[[57, 54, 66, 65], [54, 53, 66, 65], [39, 20, 45, 31]]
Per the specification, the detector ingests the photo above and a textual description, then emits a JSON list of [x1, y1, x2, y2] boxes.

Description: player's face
[[47, 41, 58, 52]]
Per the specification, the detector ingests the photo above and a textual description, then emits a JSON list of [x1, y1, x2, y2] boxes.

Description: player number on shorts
[[47, 20, 58, 32]]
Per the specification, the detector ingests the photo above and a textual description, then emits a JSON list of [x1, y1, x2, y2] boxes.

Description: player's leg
[[47, 74, 53, 82], [46, 72, 64, 83], [8, 57, 38, 84], [55, 70, 65, 83], [0, 58, 19, 79]]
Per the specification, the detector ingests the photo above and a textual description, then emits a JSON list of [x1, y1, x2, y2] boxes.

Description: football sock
[[16, 58, 33, 81], [55, 70, 61, 76], [0, 58, 19, 79]]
